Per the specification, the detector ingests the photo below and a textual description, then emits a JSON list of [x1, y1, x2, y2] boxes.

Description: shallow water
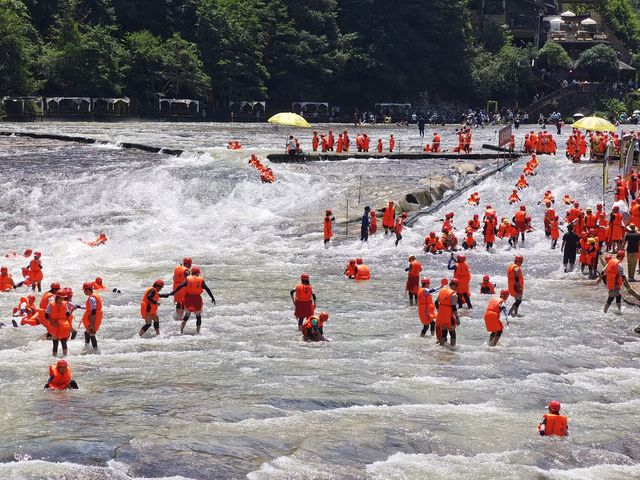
[[0, 122, 638, 479]]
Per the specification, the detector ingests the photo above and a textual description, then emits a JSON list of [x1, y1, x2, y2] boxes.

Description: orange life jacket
[[344, 264, 356, 277], [39, 291, 55, 309], [185, 275, 204, 295], [605, 258, 622, 290], [417, 287, 436, 324], [514, 211, 526, 225], [507, 263, 524, 297], [47, 301, 70, 339], [173, 265, 189, 290], [408, 261, 422, 277], [480, 280, 495, 294], [454, 262, 471, 295], [82, 293, 103, 331], [29, 259, 43, 281], [484, 297, 505, 332], [355, 265, 371, 280], [48, 364, 72, 390], [382, 206, 395, 228], [542, 414, 568, 436], [435, 287, 455, 328], [295, 283, 313, 302], [140, 287, 159, 318], [324, 216, 333, 240], [0, 273, 13, 291]]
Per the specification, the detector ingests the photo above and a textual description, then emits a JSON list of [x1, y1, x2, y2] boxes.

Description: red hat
[[153, 279, 165, 288], [191, 266, 202, 275], [300, 272, 309, 280], [50, 282, 61, 290], [548, 400, 561, 413], [82, 282, 93, 290], [56, 359, 68, 368], [500, 289, 509, 298], [421, 277, 431, 286], [183, 257, 192, 266]]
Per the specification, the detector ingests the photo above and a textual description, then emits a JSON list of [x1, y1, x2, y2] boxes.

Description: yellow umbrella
[[571, 116, 616, 132], [267, 112, 310, 128]]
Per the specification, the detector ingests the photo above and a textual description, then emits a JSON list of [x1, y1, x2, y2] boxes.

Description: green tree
[[335, 0, 472, 110], [262, 0, 338, 109], [575, 44, 619, 81], [163, 33, 211, 97], [41, 17, 127, 95], [537, 41, 573, 76], [0, 0, 44, 95], [472, 44, 537, 105], [196, 0, 268, 106], [603, 0, 640, 50]]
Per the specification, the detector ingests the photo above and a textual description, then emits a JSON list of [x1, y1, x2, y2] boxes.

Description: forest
[[1, 0, 640, 115]]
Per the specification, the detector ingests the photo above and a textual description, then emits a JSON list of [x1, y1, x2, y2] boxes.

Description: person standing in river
[[561, 224, 580, 273], [360, 206, 371, 242], [507, 255, 525, 317], [290, 273, 316, 329], [418, 116, 425, 138]]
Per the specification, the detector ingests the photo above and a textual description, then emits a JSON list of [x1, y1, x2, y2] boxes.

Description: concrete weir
[[267, 151, 520, 162]]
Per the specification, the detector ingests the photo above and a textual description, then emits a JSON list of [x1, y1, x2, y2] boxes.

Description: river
[[0, 122, 638, 479]]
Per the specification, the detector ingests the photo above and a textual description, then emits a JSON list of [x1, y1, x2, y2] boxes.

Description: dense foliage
[[0, 0, 638, 114]]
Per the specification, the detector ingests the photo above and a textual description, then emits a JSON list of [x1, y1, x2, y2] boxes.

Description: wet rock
[[451, 162, 480, 175]]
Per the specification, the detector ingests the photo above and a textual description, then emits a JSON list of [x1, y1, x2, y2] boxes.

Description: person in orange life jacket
[[61, 287, 80, 341], [140, 279, 165, 336], [394, 212, 408, 246], [461, 231, 476, 250], [561, 224, 580, 273], [0, 266, 24, 292], [512, 205, 529, 246], [434, 278, 460, 346], [45, 290, 71, 356], [344, 259, 357, 279], [369, 210, 378, 235], [381, 201, 396, 235], [44, 359, 78, 390], [507, 255, 525, 317], [312, 131, 319, 152], [290, 272, 316, 328], [27, 251, 43, 292], [301, 311, 329, 341], [480, 275, 495, 294], [170, 266, 216, 334], [597, 250, 625, 314], [354, 258, 371, 280], [405, 255, 422, 306], [324, 209, 336, 245], [173, 257, 192, 322], [81, 282, 103, 350], [484, 289, 509, 346], [361, 206, 371, 242], [538, 400, 568, 437], [549, 215, 561, 250], [448, 253, 472, 308], [418, 277, 438, 336]]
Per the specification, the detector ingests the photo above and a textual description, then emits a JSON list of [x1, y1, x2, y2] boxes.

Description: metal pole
[[346, 198, 349, 237], [358, 175, 362, 204]]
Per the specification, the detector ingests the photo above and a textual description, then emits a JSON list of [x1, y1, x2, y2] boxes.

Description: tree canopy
[[1, 0, 637, 113]]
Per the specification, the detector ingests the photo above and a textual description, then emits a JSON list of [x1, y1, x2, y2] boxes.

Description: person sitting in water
[[301, 312, 329, 341], [44, 359, 78, 390]]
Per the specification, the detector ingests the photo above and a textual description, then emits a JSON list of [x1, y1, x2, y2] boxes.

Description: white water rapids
[[0, 122, 638, 479]]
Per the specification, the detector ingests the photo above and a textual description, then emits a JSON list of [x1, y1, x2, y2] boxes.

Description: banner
[[498, 125, 512, 147]]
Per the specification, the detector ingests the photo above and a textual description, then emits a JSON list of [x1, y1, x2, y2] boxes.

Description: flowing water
[[0, 122, 638, 480]]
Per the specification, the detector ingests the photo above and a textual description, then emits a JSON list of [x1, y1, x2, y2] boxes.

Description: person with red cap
[[484, 289, 509, 346], [140, 279, 165, 336], [82, 282, 103, 351], [324, 209, 335, 245], [0, 266, 19, 292], [538, 400, 568, 436], [479, 275, 495, 294], [173, 257, 192, 322], [448, 253, 472, 308], [598, 250, 626, 314], [44, 359, 78, 390], [394, 212, 408, 246], [417, 278, 437, 336], [44, 290, 72, 356], [507, 255, 525, 317], [27, 251, 43, 292], [405, 255, 422, 306], [290, 273, 316, 328], [435, 278, 460, 346], [169, 266, 216, 334]]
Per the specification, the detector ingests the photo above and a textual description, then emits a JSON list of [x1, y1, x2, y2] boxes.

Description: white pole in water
[[346, 198, 349, 237], [358, 175, 362, 204]]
